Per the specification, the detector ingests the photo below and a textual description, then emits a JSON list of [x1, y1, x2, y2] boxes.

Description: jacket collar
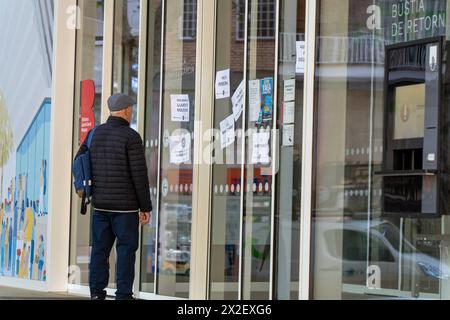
[[107, 116, 130, 126]]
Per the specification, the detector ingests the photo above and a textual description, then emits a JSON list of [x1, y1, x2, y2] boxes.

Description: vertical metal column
[[153, 0, 166, 295], [238, 0, 250, 301], [100, 0, 114, 123], [47, 0, 77, 292], [134, 0, 147, 296], [269, 0, 281, 301], [189, 0, 217, 300], [298, 0, 317, 301]]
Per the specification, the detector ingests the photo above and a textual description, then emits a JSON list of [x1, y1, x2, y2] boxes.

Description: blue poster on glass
[[257, 77, 273, 125]]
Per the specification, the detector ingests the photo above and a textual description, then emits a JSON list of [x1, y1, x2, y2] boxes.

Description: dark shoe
[[115, 295, 137, 300], [91, 294, 106, 300]]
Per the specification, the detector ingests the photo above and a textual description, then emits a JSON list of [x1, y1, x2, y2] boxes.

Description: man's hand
[[140, 212, 151, 226]]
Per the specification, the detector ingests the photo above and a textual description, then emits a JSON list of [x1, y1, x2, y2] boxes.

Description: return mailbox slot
[[376, 38, 442, 217]]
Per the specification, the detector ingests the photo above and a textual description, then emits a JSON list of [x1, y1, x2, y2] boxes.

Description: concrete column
[[190, 0, 217, 300], [46, 0, 77, 292]]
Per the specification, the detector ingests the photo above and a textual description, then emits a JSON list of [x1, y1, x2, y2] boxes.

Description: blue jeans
[[89, 211, 139, 300]]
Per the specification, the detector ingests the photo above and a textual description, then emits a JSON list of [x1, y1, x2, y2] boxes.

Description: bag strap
[[80, 192, 87, 215], [87, 126, 98, 149], [81, 126, 98, 214]]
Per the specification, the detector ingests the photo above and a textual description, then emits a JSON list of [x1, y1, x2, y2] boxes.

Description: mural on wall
[[0, 0, 54, 282], [0, 100, 50, 281]]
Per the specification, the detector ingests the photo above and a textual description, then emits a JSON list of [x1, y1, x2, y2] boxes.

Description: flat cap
[[108, 93, 136, 112]]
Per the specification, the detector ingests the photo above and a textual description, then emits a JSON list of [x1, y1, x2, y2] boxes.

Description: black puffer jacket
[[76, 116, 152, 213]]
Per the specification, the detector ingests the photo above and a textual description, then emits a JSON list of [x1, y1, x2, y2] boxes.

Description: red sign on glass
[[80, 80, 96, 144]]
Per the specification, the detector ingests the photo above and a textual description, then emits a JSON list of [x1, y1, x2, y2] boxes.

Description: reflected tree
[[0, 90, 14, 203]]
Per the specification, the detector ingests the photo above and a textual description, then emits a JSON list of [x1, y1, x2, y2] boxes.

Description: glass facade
[[273, 0, 305, 300], [209, 0, 305, 300], [209, 0, 245, 300], [241, 0, 277, 300], [140, 0, 162, 295], [69, 0, 105, 287], [312, 0, 450, 300], [155, 0, 197, 298], [112, 0, 140, 130], [59, 0, 450, 301], [66, 0, 308, 300]]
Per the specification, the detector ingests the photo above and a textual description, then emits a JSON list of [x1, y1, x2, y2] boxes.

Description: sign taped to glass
[[170, 132, 191, 164], [170, 94, 190, 122], [80, 80, 95, 145]]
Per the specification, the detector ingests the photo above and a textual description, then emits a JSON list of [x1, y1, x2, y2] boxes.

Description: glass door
[[311, 0, 450, 300], [241, 0, 277, 300], [208, 0, 305, 300], [108, 0, 141, 291], [69, 0, 105, 288], [209, 0, 245, 300], [273, 0, 305, 300], [141, 0, 198, 299], [139, 0, 162, 294]]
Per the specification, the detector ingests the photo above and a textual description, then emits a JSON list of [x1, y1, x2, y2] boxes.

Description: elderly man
[[76, 93, 152, 300]]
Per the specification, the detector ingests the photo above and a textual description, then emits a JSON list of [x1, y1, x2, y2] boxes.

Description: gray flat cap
[[108, 93, 136, 112]]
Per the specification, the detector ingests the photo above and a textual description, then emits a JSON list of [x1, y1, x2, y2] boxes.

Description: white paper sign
[[163, 129, 170, 148], [215, 69, 231, 99], [296, 41, 305, 74], [161, 178, 169, 197], [284, 79, 296, 102], [249, 80, 261, 122], [283, 124, 295, 147], [232, 80, 245, 121], [429, 45, 437, 71], [283, 101, 295, 124], [170, 132, 191, 164], [170, 95, 190, 122], [252, 131, 270, 164], [220, 114, 235, 149]]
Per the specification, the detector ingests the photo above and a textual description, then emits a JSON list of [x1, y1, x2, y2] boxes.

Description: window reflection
[[273, 0, 305, 300], [113, 0, 140, 129], [312, 0, 449, 300], [209, 0, 245, 300], [70, 0, 104, 287], [242, 0, 277, 300], [157, 0, 197, 299], [140, 0, 163, 294]]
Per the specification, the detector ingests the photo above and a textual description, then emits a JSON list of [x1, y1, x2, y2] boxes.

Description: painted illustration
[[0, 99, 50, 281], [0, 0, 53, 282]]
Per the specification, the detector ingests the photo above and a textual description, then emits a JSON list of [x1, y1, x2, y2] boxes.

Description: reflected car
[[315, 218, 450, 293], [161, 249, 190, 276]]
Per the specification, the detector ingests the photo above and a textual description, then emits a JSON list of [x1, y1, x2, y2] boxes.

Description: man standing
[[76, 94, 152, 300]]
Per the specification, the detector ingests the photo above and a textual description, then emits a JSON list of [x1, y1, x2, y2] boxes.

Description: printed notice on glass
[[215, 69, 230, 99], [170, 95, 190, 122], [251, 131, 271, 164], [220, 114, 235, 149], [284, 79, 296, 102], [429, 45, 438, 71], [283, 101, 295, 124], [283, 124, 295, 147], [161, 178, 169, 197], [249, 80, 261, 122], [170, 132, 191, 164], [296, 41, 305, 74], [232, 80, 244, 121], [257, 78, 274, 125]]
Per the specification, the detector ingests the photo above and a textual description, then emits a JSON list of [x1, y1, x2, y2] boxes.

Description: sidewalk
[[0, 286, 87, 300]]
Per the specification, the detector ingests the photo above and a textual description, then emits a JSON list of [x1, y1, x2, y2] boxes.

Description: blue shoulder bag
[[72, 127, 98, 215]]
